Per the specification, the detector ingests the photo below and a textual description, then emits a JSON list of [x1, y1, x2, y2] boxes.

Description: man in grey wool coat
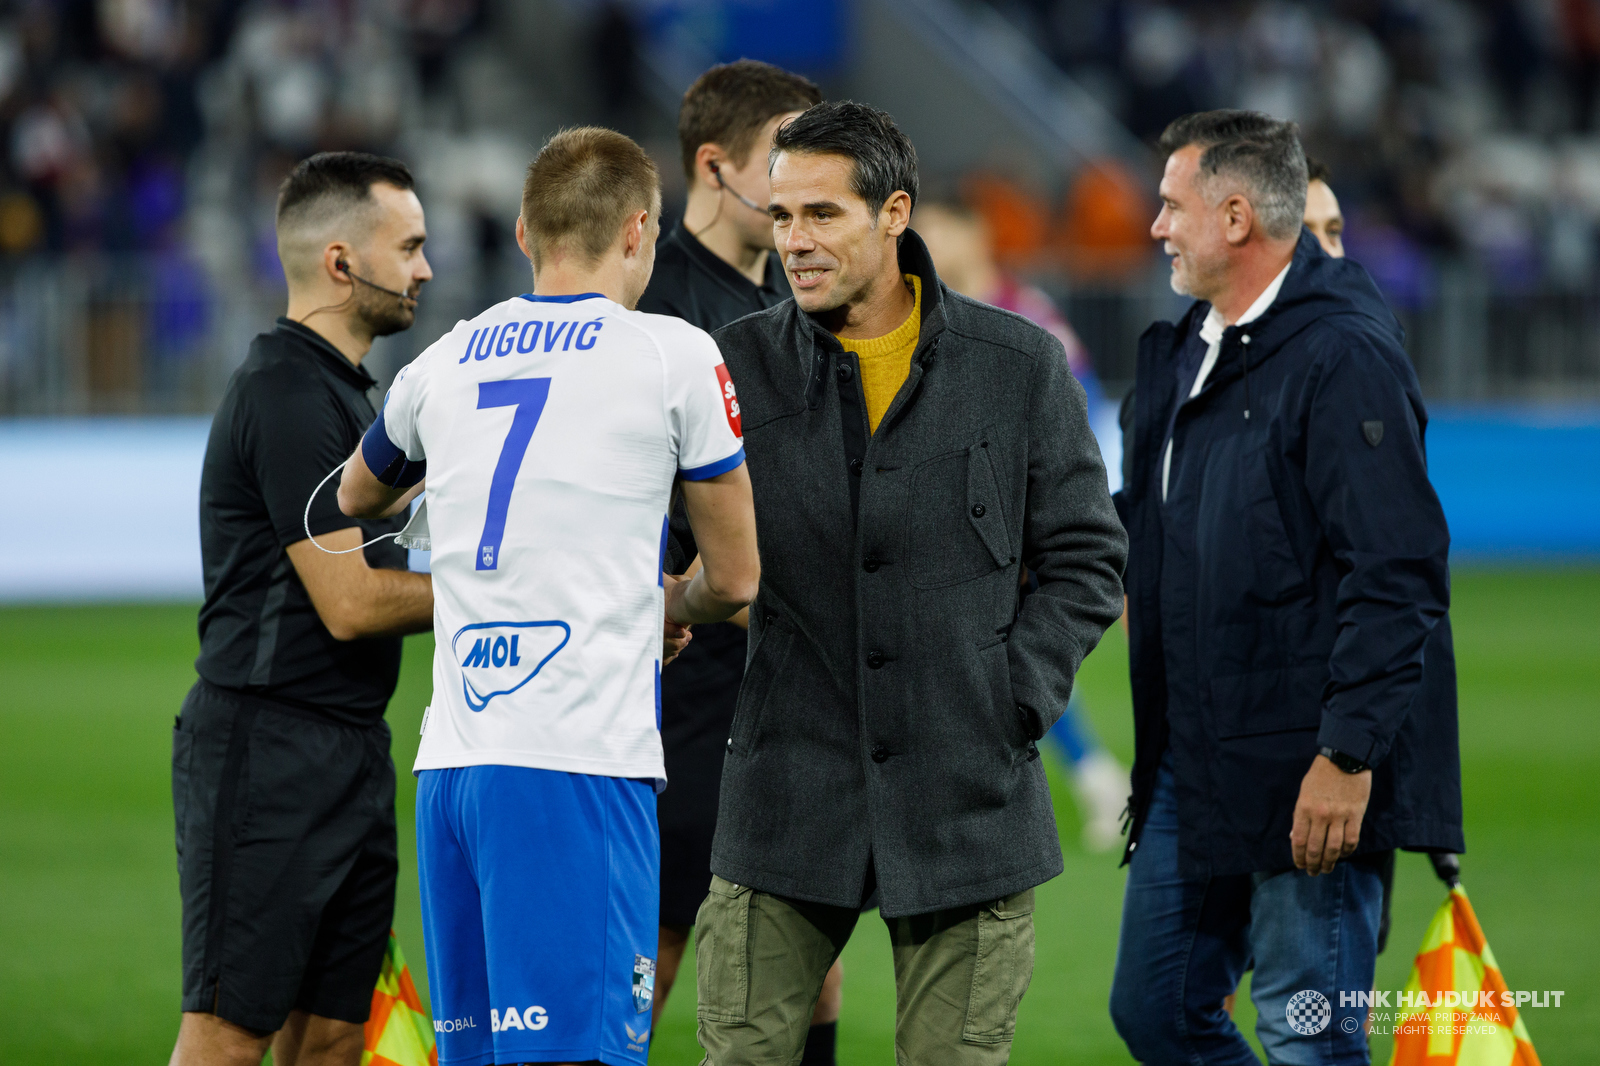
[[691, 100, 1128, 1065]]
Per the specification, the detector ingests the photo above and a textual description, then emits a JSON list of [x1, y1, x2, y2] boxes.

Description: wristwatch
[[1319, 745, 1371, 774]]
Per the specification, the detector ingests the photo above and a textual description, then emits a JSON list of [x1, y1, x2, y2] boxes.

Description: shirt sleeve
[[360, 357, 428, 488], [663, 322, 746, 480], [242, 370, 365, 548]]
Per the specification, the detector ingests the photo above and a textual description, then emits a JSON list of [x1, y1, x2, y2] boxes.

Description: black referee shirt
[[195, 318, 408, 725], [638, 218, 790, 331]]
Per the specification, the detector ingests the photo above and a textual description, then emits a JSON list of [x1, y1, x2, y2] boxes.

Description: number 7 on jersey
[[476, 378, 551, 571]]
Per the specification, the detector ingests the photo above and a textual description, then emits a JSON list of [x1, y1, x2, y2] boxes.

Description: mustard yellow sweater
[[837, 275, 921, 434]]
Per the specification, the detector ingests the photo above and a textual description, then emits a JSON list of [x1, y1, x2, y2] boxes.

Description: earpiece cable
[[302, 460, 409, 554]]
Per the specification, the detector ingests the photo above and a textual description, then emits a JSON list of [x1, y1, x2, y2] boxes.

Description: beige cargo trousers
[[694, 875, 1036, 1065]]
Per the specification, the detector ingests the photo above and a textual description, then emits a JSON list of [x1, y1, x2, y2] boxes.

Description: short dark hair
[[522, 127, 659, 268], [771, 101, 918, 223], [678, 60, 822, 180], [276, 151, 414, 228], [1158, 110, 1307, 240], [1306, 156, 1332, 185]]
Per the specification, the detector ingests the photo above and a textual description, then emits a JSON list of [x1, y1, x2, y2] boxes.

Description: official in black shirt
[[633, 60, 838, 1056], [172, 153, 434, 1066], [195, 316, 409, 720]]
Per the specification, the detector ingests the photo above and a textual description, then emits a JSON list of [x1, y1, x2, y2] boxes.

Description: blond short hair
[[521, 127, 660, 269]]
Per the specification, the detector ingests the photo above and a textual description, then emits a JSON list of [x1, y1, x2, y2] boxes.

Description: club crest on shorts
[[451, 620, 572, 711], [632, 954, 656, 1014]]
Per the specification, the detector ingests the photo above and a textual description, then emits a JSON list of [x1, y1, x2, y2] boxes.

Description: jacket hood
[[1208, 227, 1403, 371]]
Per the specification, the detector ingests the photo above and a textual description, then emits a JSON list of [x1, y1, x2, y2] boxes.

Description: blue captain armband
[[361, 410, 427, 488]]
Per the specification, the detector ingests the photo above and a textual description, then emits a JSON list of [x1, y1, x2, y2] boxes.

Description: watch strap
[[1319, 745, 1371, 774]]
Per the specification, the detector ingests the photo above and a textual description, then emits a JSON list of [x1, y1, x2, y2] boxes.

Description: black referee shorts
[[173, 680, 397, 1033]]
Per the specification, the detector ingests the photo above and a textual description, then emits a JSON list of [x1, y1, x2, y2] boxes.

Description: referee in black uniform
[[634, 59, 835, 1060], [171, 153, 434, 1066]]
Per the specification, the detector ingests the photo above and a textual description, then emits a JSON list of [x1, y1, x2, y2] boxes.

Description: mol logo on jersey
[[451, 620, 571, 712]]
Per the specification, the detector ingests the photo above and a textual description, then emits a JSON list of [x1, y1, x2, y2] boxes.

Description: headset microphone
[[709, 161, 767, 215], [336, 258, 418, 305]]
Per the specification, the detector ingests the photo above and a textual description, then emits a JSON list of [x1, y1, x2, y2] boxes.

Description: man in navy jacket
[[1110, 111, 1463, 1066]]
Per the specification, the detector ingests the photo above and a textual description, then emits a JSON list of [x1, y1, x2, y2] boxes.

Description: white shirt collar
[[1199, 260, 1293, 346]]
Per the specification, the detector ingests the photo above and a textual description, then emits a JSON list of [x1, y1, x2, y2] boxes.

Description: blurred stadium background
[[0, 0, 1596, 1063]]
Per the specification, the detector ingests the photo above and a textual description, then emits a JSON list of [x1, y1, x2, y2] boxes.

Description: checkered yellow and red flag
[[1389, 885, 1539, 1066], [362, 930, 438, 1066]]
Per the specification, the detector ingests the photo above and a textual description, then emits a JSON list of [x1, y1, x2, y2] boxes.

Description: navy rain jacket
[[1116, 229, 1465, 879]]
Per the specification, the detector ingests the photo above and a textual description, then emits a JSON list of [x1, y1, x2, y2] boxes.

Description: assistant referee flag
[[1389, 884, 1540, 1066], [362, 931, 437, 1066]]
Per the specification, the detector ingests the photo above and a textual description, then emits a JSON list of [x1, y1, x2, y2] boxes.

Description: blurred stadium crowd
[[4, 0, 1600, 415], [989, 0, 1600, 302], [0, 0, 519, 411], [0, 1, 496, 258]]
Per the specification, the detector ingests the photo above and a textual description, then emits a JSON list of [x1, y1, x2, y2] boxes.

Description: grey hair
[[1158, 110, 1307, 241]]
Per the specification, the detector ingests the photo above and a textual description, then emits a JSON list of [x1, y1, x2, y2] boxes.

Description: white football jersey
[[367, 292, 745, 784]]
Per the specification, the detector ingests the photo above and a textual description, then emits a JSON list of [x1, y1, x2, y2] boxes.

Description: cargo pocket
[[171, 721, 194, 863], [695, 875, 753, 1024], [962, 888, 1036, 1044]]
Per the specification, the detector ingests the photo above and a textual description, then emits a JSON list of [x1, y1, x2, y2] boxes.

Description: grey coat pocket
[[729, 615, 795, 755], [907, 438, 1012, 589]]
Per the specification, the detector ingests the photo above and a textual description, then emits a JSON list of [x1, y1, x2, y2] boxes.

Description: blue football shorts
[[416, 765, 660, 1066]]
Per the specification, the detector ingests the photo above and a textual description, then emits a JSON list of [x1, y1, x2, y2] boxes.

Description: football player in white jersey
[[338, 127, 759, 1066]]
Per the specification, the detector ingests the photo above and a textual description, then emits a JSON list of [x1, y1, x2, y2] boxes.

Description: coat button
[[726, 737, 733, 751], [863, 559, 880, 573], [871, 745, 890, 763], [849, 458, 864, 476], [867, 651, 886, 669], [837, 362, 854, 382], [971, 503, 986, 518]]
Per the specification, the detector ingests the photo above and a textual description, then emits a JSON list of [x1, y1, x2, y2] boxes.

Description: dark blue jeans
[[1110, 753, 1383, 1065]]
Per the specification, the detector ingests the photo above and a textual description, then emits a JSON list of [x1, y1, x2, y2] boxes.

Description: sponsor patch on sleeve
[[715, 364, 742, 438]]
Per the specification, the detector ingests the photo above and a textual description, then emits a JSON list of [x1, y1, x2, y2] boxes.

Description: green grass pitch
[[1, 568, 1595, 1064]]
